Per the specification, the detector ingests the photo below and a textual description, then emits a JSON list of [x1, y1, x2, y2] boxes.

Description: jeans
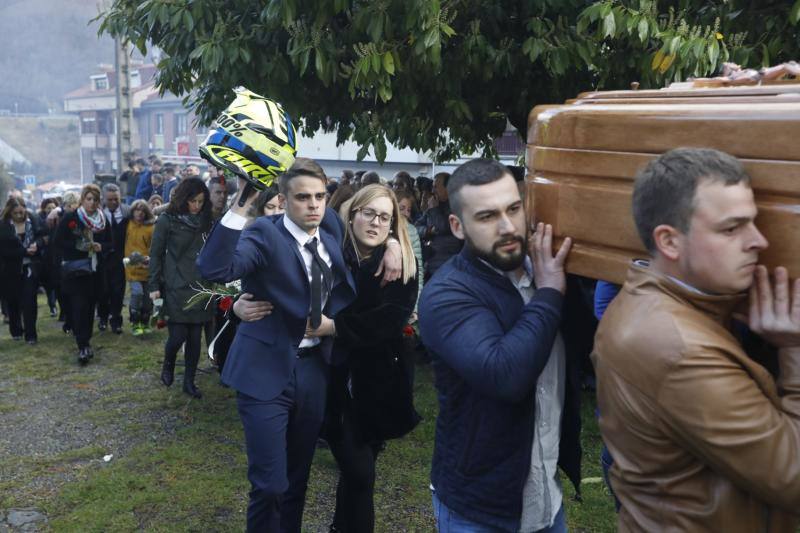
[[432, 491, 567, 533]]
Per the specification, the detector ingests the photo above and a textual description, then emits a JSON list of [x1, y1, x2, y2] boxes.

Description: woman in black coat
[[315, 184, 420, 533], [0, 197, 48, 343], [54, 184, 112, 363]]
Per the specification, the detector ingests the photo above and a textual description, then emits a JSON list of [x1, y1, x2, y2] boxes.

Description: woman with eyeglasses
[[317, 184, 420, 533]]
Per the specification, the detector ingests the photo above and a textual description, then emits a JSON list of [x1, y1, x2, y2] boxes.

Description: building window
[[155, 114, 164, 135], [81, 117, 96, 134], [92, 77, 108, 91], [175, 114, 187, 136]]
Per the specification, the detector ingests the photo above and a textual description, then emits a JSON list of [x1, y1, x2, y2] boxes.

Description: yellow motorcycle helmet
[[199, 87, 297, 190]]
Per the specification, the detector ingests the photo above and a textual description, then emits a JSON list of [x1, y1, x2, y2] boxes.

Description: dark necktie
[[304, 237, 332, 328]]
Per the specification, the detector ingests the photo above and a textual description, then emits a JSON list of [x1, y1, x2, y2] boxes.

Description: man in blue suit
[[197, 157, 401, 532]]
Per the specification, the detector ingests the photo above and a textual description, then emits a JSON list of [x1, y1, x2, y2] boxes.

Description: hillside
[[0, 116, 81, 182], [0, 0, 114, 113]]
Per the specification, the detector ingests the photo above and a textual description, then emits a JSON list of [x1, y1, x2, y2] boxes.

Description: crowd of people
[[2, 144, 799, 533]]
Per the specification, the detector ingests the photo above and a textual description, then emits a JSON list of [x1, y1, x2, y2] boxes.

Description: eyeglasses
[[356, 207, 393, 226]]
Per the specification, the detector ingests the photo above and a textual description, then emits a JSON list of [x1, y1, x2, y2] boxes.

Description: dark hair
[[135, 158, 147, 167], [434, 171, 452, 188], [1, 197, 26, 221], [447, 159, 511, 217], [253, 185, 281, 215], [278, 157, 327, 194], [328, 183, 355, 212], [632, 148, 751, 254], [166, 177, 211, 229], [361, 171, 380, 186], [395, 189, 419, 220], [416, 176, 433, 193], [392, 171, 414, 190], [505, 165, 526, 182], [162, 165, 176, 176], [341, 169, 354, 183], [40, 197, 57, 212]]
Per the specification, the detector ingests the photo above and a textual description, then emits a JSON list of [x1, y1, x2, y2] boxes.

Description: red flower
[[218, 296, 233, 312], [67, 220, 77, 230], [156, 319, 167, 329], [402, 325, 415, 338]]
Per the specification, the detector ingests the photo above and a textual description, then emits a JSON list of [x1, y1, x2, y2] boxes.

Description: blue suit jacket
[[196, 208, 356, 401]]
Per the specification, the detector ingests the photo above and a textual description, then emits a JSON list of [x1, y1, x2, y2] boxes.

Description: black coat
[[329, 244, 420, 443], [54, 211, 113, 272], [0, 214, 47, 299]]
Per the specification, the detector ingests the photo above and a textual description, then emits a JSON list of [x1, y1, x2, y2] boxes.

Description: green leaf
[[791, 0, 800, 25], [602, 11, 615, 38], [708, 39, 720, 66], [356, 144, 370, 161], [441, 23, 456, 37], [424, 29, 439, 48], [378, 84, 392, 102], [375, 137, 387, 163], [637, 18, 649, 43], [761, 43, 770, 67], [315, 51, 324, 79], [240, 47, 251, 63], [182, 10, 194, 31], [382, 52, 395, 75], [371, 53, 381, 74], [300, 49, 310, 75], [626, 14, 638, 35], [668, 36, 681, 55]]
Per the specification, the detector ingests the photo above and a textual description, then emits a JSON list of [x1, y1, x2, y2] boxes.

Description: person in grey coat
[[149, 177, 215, 398]]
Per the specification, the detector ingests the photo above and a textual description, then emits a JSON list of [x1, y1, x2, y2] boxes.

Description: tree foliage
[[98, 0, 800, 162]]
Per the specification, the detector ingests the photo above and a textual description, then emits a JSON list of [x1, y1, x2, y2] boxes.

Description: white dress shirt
[[221, 210, 333, 348]]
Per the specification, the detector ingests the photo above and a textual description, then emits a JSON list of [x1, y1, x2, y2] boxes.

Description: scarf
[[12, 217, 34, 266], [176, 213, 202, 230], [77, 206, 106, 233]]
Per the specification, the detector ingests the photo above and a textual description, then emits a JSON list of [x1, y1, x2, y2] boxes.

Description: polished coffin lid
[[526, 84, 800, 284]]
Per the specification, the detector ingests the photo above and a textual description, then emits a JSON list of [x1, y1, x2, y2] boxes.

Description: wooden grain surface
[[526, 85, 800, 284]]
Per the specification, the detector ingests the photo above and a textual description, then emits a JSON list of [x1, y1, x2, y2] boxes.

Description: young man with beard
[[592, 148, 800, 532], [419, 158, 587, 532]]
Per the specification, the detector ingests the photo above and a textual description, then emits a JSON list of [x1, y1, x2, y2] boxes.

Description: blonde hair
[[62, 191, 80, 210], [339, 184, 416, 284]]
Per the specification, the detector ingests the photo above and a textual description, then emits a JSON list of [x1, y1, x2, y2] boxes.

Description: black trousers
[[328, 405, 383, 533], [7, 266, 39, 342], [164, 322, 203, 383], [65, 273, 100, 349], [97, 261, 125, 328]]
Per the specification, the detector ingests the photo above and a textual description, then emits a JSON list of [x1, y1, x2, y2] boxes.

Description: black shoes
[[112, 326, 122, 335], [49, 306, 57, 317], [62, 323, 72, 335], [183, 381, 202, 399], [161, 362, 175, 387], [78, 347, 90, 365], [98, 321, 107, 332]]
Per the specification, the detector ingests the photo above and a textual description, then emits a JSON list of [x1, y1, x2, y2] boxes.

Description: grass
[[0, 296, 616, 532]]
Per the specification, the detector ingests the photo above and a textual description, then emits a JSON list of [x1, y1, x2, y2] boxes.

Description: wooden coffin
[[526, 82, 800, 284]]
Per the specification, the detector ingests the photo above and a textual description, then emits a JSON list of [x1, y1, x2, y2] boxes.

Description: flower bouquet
[[184, 280, 242, 313]]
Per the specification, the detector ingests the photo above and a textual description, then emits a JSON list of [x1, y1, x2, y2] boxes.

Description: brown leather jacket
[[592, 264, 800, 532]]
